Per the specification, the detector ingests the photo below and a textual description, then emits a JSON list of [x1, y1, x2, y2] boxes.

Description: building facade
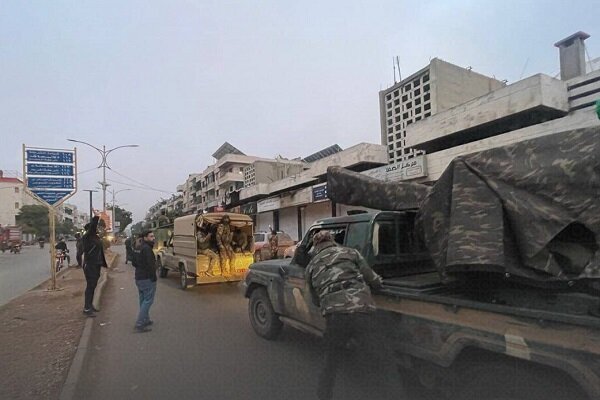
[[0, 170, 36, 227], [379, 58, 505, 163]]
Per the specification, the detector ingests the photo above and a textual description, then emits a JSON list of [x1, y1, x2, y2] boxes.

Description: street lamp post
[[67, 139, 138, 213], [83, 189, 98, 222]]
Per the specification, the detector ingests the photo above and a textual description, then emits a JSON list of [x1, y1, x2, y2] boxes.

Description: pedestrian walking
[[74, 232, 83, 268], [305, 230, 405, 400], [77, 216, 107, 317], [132, 230, 157, 333]]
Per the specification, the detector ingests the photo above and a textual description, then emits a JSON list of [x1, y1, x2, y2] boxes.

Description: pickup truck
[[243, 211, 600, 400]]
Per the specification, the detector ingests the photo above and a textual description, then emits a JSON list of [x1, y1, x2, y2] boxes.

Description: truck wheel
[[249, 287, 282, 340], [157, 258, 168, 278], [457, 362, 586, 400], [179, 265, 188, 290]]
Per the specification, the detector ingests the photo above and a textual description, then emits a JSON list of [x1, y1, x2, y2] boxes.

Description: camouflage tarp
[[328, 126, 600, 286]]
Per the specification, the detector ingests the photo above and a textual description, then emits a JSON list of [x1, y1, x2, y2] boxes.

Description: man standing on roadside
[[77, 216, 108, 317], [305, 230, 404, 400], [132, 230, 157, 333]]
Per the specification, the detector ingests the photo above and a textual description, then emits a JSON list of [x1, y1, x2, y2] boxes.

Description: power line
[[108, 169, 173, 193], [106, 177, 172, 194]]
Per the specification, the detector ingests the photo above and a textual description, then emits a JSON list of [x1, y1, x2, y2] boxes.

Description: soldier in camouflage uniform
[[196, 223, 218, 276], [268, 228, 279, 259], [232, 228, 247, 253], [306, 230, 402, 400], [216, 215, 235, 275]]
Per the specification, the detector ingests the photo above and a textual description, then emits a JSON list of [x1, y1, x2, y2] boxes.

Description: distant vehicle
[[253, 231, 295, 261], [0, 226, 22, 253], [157, 212, 254, 290]]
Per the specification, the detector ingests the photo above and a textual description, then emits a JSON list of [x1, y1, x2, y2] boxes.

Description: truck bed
[[382, 273, 600, 329]]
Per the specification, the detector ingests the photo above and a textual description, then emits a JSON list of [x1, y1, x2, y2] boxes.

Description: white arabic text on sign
[[24, 146, 77, 207], [257, 197, 281, 213], [362, 155, 428, 182]]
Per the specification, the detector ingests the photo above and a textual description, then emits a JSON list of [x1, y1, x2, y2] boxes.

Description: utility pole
[[83, 189, 98, 222], [67, 139, 138, 212]]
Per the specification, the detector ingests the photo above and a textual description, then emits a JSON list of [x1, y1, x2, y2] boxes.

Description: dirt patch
[[0, 247, 117, 400]]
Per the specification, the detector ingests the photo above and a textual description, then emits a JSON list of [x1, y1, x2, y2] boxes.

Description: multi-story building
[[379, 58, 505, 163], [404, 31, 599, 183], [0, 170, 36, 227], [234, 143, 388, 240], [175, 142, 305, 214]]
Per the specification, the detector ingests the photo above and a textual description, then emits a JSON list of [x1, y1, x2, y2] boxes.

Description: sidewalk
[[0, 251, 116, 400]]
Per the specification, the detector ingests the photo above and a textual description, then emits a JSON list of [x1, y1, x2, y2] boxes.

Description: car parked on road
[[253, 231, 294, 261]]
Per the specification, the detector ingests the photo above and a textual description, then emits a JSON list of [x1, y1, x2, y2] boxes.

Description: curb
[[59, 257, 114, 400]]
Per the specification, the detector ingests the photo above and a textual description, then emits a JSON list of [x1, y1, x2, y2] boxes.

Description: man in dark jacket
[[132, 230, 157, 333], [77, 216, 108, 317]]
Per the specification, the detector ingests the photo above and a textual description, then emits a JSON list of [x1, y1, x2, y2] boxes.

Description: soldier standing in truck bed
[[268, 228, 278, 259], [216, 215, 235, 274], [197, 223, 218, 276]]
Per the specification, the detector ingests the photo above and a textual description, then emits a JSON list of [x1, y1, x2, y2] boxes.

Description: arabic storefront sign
[[241, 202, 257, 215], [312, 184, 328, 202], [362, 155, 428, 182], [257, 197, 281, 213], [24, 146, 77, 207]]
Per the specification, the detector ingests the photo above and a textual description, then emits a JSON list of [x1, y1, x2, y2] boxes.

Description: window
[[424, 112, 431, 117], [424, 84, 430, 92], [423, 74, 430, 83], [415, 98, 421, 106], [393, 90, 399, 97], [387, 111, 392, 117], [414, 88, 421, 96], [387, 119, 392, 125], [373, 221, 396, 256], [402, 94, 408, 102], [424, 103, 431, 111], [394, 107, 400, 114], [394, 99, 399, 106], [14, 187, 19, 193], [387, 102, 392, 109], [388, 144, 394, 150], [403, 112, 409, 119], [395, 116, 400, 122], [413, 79, 420, 87], [395, 125, 402, 131], [15, 202, 19, 209], [345, 222, 369, 253], [404, 83, 411, 91], [415, 116, 422, 121], [424, 93, 430, 101], [406, 102, 412, 109], [415, 107, 421, 114], [388, 127, 393, 133], [386, 94, 391, 101]]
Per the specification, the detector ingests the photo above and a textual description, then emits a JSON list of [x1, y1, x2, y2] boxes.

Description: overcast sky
[[1, 0, 598, 223]]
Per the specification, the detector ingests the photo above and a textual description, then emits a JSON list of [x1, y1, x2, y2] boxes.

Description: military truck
[[244, 127, 600, 399], [157, 212, 254, 289], [243, 211, 599, 399]]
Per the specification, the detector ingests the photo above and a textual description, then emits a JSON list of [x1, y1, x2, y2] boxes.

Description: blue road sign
[[26, 150, 74, 163], [31, 190, 75, 206], [26, 163, 74, 176], [27, 177, 74, 189], [312, 184, 328, 202]]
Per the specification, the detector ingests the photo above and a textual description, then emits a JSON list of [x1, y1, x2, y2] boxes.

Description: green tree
[[56, 219, 76, 236], [113, 206, 133, 233], [16, 205, 49, 236]]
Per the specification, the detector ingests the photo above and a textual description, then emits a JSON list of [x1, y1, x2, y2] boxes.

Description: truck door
[[281, 226, 347, 330]]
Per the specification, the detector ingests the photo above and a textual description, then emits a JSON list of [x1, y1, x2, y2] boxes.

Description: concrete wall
[[420, 107, 600, 182], [431, 58, 505, 114], [406, 74, 568, 148]]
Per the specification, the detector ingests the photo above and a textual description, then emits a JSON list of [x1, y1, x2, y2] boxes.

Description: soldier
[[157, 210, 170, 228], [216, 215, 235, 274], [268, 228, 278, 259], [197, 222, 218, 276], [232, 227, 247, 253], [305, 230, 403, 400]]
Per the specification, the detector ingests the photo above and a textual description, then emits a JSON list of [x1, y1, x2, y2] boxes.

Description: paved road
[[0, 243, 70, 306], [75, 246, 424, 400]]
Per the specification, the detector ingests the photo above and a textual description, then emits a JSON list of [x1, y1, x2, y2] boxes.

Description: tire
[[457, 361, 587, 400], [179, 264, 188, 290], [157, 258, 168, 278], [248, 287, 282, 340]]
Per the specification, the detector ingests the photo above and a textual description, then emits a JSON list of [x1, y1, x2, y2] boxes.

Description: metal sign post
[[23, 145, 77, 291]]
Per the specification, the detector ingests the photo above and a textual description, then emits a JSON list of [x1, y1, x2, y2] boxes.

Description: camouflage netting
[[328, 126, 600, 286]]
